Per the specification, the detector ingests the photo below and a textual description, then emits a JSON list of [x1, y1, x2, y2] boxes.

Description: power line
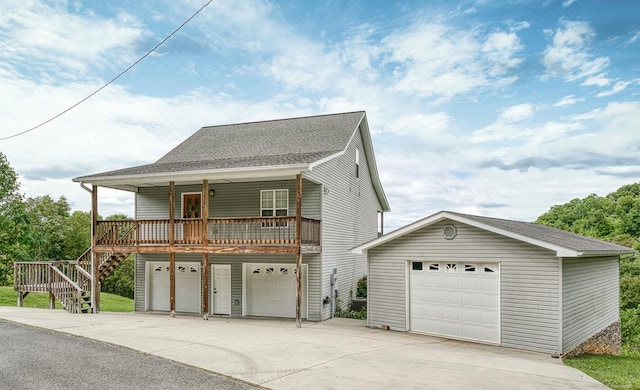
[[0, 0, 213, 142]]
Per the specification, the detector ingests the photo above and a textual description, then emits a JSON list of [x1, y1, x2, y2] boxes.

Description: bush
[[356, 275, 367, 298], [334, 299, 367, 319], [101, 255, 134, 299], [621, 307, 640, 353]]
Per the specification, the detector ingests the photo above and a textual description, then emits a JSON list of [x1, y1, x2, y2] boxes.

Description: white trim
[[260, 189, 289, 218], [211, 264, 232, 316], [404, 260, 410, 332], [242, 262, 308, 319], [180, 192, 202, 219], [144, 260, 150, 311], [352, 211, 585, 257], [73, 165, 310, 187]]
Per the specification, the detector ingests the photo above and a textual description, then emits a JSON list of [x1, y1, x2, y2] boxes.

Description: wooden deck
[[95, 217, 321, 253]]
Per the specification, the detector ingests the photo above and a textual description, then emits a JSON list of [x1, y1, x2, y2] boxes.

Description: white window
[[355, 147, 360, 178], [261, 189, 288, 227]]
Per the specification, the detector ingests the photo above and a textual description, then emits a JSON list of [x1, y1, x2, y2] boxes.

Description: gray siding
[[368, 220, 562, 354], [136, 180, 320, 220], [305, 125, 382, 319], [134, 179, 322, 319], [135, 252, 321, 320], [562, 256, 619, 353]]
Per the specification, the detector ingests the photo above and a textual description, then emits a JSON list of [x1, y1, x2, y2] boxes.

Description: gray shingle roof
[[447, 211, 634, 254], [353, 210, 635, 256], [77, 111, 364, 179]]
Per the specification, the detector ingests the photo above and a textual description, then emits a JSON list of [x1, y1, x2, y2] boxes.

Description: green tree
[[537, 183, 640, 311], [0, 153, 29, 285], [63, 210, 91, 260], [23, 195, 71, 261]]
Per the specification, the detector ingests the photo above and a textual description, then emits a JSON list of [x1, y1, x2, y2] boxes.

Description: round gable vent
[[442, 224, 457, 240]]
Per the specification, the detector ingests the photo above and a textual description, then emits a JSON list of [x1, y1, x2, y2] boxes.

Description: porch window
[[261, 189, 288, 227]]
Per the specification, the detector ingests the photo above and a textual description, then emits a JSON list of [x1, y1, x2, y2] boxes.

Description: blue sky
[[0, 0, 639, 230]]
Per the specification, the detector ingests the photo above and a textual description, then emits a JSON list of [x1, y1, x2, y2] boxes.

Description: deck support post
[[295, 173, 302, 328], [91, 185, 99, 314], [49, 292, 55, 309], [202, 179, 209, 320], [169, 181, 176, 318], [17, 292, 28, 307]]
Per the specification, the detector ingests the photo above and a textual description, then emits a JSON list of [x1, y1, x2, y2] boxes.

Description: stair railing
[[48, 265, 86, 313]]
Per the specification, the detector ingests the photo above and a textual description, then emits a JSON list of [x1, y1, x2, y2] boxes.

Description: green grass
[[0, 286, 133, 312], [564, 351, 640, 390]]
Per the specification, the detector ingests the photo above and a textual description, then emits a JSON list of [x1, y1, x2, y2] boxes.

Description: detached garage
[[352, 211, 634, 356]]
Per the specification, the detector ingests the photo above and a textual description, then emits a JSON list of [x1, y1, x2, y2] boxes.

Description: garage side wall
[[368, 220, 561, 353], [562, 256, 620, 353]]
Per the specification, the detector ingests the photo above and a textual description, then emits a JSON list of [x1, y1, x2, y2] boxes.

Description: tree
[[537, 183, 640, 310], [63, 210, 91, 260], [23, 195, 71, 261], [0, 153, 29, 285]]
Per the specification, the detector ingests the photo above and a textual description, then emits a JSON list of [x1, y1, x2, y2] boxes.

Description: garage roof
[[352, 210, 635, 257]]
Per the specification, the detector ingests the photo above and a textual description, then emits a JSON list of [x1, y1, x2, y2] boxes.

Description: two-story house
[[66, 111, 389, 322]]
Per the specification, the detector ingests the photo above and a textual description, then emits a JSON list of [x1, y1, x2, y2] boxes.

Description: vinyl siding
[[135, 252, 321, 319], [134, 179, 322, 319], [368, 220, 562, 354], [562, 256, 619, 353], [136, 180, 320, 220], [305, 125, 382, 319]]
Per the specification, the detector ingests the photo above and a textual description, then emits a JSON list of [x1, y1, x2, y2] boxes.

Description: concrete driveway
[[0, 307, 607, 390]]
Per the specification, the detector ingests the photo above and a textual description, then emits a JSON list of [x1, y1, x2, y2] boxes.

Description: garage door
[[244, 263, 307, 318], [148, 262, 201, 313], [410, 261, 500, 344]]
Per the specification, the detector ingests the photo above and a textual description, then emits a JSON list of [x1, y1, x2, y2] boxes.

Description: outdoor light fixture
[[209, 189, 215, 197]]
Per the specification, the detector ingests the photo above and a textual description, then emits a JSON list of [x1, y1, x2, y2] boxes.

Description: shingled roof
[[75, 111, 366, 179], [353, 210, 635, 257]]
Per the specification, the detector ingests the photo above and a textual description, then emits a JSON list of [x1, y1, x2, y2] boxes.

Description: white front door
[[211, 264, 231, 315], [410, 261, 500, 344], [243, 263, 307, 318]]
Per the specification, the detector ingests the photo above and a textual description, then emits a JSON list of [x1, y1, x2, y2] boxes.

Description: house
[[54, 111, 388, 321], [352, 211, 634, 356]]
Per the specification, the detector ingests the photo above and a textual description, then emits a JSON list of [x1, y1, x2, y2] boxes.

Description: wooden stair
[[14, 249, 131, 314]]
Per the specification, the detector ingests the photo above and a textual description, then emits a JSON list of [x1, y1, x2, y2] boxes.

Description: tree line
[[0, 152, 133, 297]]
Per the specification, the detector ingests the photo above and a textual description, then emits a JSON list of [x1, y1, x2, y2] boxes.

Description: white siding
[[368, 220, 562, 354], [562, 256, 619, 353], [306, 125, 382, 319]]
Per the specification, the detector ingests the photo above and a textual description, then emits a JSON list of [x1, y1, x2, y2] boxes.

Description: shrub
[[334, 299, 367, 319], [621, 307, 640, 353], [356, 275, 367, 298]]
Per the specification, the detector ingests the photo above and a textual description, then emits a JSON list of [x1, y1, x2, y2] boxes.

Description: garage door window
[[412, 262, 423, 271], [483, 266, 497, 273], [428, 263, 440, 271], [464, 264, 477, 273], [445, 263, 458, 273]]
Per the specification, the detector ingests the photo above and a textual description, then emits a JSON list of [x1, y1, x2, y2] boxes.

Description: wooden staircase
[[14, 249, 131, 314]]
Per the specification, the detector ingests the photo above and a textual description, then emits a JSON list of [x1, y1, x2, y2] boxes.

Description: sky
[[1, 0, 639, 232]]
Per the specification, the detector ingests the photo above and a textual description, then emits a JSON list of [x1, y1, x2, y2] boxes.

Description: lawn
[[0, 286, 134, 312], [564, 351, 640, 390]]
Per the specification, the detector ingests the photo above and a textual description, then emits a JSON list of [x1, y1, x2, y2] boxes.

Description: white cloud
[[562, 0, 578, 6], [554, 95, 585, 107], [542, 20, 610, 83], [0, 0, 146, 79], [384, 23, 523, 100], [596, 80, 631, 97]]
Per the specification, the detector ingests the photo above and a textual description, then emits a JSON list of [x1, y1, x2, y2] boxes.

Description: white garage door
[[410, 261, 500, 344], [148, 262, 201, 313], [244, 263, 307, 318]]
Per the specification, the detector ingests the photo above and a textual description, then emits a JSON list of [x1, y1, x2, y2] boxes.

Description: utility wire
[[0, 0, 213, 142]]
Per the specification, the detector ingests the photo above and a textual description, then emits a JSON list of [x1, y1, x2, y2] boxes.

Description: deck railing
[[14, 261, 86, 313], [95, 217, 321, 247]]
